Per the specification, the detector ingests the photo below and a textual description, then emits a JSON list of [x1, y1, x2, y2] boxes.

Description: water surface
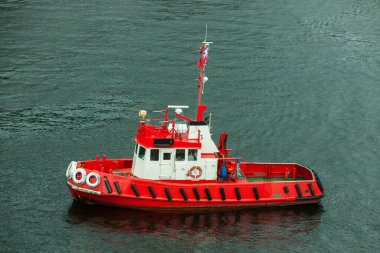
[[1, 0, 379, 252]]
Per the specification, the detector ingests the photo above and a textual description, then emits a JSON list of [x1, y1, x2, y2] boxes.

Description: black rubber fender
[[220, 187, 226, 201], [104, 179, 112, 193], [131, 184, 140, 197], [308, 183, 316, 196], [235, 187, 241, 200], [193, 188, 200, 201], [148, 185, 156, 199], [312, 169, 324, 193], [205, 188, 212, 201], [180, 188, 188, 201], [253, 186, 260, 200], [295, 184, 302, 198], [114, 181, 122, 194], [296, 195, 323, 201], [165, 188, 172, 201]]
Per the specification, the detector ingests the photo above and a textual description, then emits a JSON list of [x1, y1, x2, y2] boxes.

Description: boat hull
[[69, 188, 321, 213], [67, 169, 323, 213]]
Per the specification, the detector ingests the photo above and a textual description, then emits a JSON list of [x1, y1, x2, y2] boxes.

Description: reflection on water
[[67, 202, 323, 244]]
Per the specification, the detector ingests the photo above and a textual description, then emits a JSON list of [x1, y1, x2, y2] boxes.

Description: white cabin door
[[159, 149, 173, 179], [174, 149, 187, 180]]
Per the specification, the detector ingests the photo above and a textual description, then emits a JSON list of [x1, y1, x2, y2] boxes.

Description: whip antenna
[[196, 25, 212, 121], [205, 24, 208, 41]]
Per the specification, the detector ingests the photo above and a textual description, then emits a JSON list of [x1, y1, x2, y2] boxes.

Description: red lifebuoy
[[187, 166, 203, 179]]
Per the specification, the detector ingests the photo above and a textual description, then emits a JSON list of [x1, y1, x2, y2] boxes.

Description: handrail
[[138, 121, 200, 142]]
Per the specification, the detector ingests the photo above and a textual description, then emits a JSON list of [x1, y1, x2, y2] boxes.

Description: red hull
[[69, 187, 321, 213], [67, 159, 323, 213]]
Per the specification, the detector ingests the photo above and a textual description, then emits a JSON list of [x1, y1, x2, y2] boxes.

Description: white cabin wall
[[174, 157, 218, 181], [204, 159, 218, 180], [143, 149, 161, 180], [174, 150, 200, 180], [132, 154, 145, 178], [132, 144, 218, 181], [158, 148, 174, 180], [174, 161, 187, 179], [188, 125, 218, 154], [132, 144, 148, 178]]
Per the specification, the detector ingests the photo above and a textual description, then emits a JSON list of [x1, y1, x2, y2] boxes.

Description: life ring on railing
[[187, 166, 203, 179], [65, 161, 77, 179], [72, 168, 87, 185], [86, 172, 101, 188]]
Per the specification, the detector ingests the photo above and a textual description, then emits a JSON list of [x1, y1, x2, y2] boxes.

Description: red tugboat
[[66, 38, 324, 212]]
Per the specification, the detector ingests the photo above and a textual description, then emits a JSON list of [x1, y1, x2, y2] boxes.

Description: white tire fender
[[72, 168, 87, 185], [86, 172, 101, 188], [66, 161, 77, 179]]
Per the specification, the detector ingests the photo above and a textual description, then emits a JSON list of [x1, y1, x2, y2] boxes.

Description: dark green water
[[1, 0, 379, 252]]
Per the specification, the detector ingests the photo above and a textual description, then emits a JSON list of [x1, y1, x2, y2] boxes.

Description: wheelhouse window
[[176, 149, 185, 161], [188, 149, 198, 161], [150, 149, 159, 161], [134, 143, 138, 154], [163, 153, 171, 160], [138, 146, 146, 160]]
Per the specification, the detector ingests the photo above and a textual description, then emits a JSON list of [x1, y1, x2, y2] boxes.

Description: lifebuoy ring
[[66, 161, 77, 179], [72, 168, 87, 185], [187, 166, 203, 179], [86, 172, 101, 188]]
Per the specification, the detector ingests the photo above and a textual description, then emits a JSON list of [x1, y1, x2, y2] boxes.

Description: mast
[[196, 28, 212, 122]]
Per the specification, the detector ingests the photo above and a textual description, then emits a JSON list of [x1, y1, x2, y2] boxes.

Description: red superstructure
[[66, 37, 324, 212]]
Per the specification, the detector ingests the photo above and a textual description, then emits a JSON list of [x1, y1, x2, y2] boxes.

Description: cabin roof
[[135, 122, 201, 149]]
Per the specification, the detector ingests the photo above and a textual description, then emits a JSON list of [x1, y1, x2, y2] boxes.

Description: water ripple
[[0, 94, 137, 137]]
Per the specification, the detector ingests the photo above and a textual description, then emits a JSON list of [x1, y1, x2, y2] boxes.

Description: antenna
[[204, 24, 208, 42], [196, 26, 213, 122]]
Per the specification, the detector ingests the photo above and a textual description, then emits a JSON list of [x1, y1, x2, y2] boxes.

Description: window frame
[[150, 149, 159, 161], [163, 152, 171, 161], [134, 143, 139, 154], [175, 149, 186, 161], [188, 149, 198, 161], [138, 146, 146, 160]]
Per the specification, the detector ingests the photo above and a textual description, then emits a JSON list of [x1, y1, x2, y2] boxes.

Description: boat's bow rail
[[136, 121, 201, 149]]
